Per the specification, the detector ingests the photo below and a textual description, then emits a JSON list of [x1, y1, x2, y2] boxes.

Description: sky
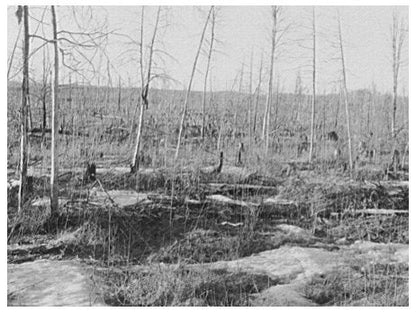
[[7, 5, 409, 94]]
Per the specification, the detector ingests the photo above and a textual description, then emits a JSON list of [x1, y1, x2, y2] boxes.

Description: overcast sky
[[7, 5, 409, 94]]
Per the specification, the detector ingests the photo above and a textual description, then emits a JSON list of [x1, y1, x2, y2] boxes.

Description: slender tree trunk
[[106, 59, 112, 106], [201, 8, 215, 140], [175, 6, 213, 161], [309, 8, 316, 163], [294, 72, 302, 124], [273, 76, 280, 128], [41, 43, 48, 135], [253, 54, 263, 135], [392, 34, 397, 139], [262, 6, 278, 154], [118, 76, 121, 113], [391, 13, 405, 139], [334, 84, 341, 130], [131, 7, 146, 170], [368, 82, 375, 134], [234, 61, 244, 141], [42, 87, 47, 130], [132, 6, 161, 172], [322, 90, 327, 158], [248, 49, 253, 147], [337, 11, 353, 172], [50, 5, 59, 214], [18, 5, 29, 212], [27, 97, 33, 131], [68, 75, 73, 133], [217, 115, 223, 151]]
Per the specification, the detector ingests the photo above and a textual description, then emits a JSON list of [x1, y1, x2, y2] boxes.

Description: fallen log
[[203, 183, 277, 195], [343, 209, 408, 216], [263, 195, 298, 207], [7, 243, 67, 264], [206, 194, 259, 208]]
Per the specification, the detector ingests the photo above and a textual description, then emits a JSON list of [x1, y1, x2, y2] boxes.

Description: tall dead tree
[[41, 48, 50, 133], [17, 5, 29, 212], [117, 76, 122, 113], [128, 10, 144, 146], [234, 61, 245, 141], [293, 72, 303, 123], [337, 11, 353, 172], [262, 6, 279, 153], [248, 49, 253, 145], [50, 5, 59, 214], [175, 6, 213, 161], [201, 7, 216, 140], [253, 53, 263, 135], [308, 7, 316, 163], [272, 75, 281, 127], [390, 12, 406, 139], [131, 6, 161, 173], [368, 81, 376, 135], [334, 83, 341, 130]]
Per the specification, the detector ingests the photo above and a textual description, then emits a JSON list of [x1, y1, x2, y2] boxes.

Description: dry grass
[[305, 262, 408, 306], [96, 264, 280, 306]]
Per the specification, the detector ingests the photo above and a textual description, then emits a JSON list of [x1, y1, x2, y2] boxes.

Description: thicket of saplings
[[7, 82, 409, 306]]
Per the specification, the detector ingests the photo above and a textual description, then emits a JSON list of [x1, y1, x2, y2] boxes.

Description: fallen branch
[[263, 196, 297, 206], [220, 221, 243, 227], [203, 183, 277, 195], [206, 194, 259, 208], [343, 209, 408, 216]]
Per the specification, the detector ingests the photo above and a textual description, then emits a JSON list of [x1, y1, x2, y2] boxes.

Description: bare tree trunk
[[367, 81, 375, 134], [117, 76, 121, 113], [131, 6, 161, 173], [391, 38, 397, 139], [322, 90, 327, 158], [68, 75, 73, 133], [337, 11, 353, 173], [131, 7, 147, 171], [234, 61, 244, 141], [253, 54, 263, 135], [42, 86, 47, 130], [248, 49, 253, 147], [262, 6, 278, 154], [175, 6, 213, 161], [201, 7, 215, 140], [41, 38, 49, 139], [18, 5, 29, 212], [293, 71, 302, 123], [334, 85, 341, 130], [232, 109, 237, 142], [106, 59, 112, 106], [27, 97, 33, 132], [217, 115, 223, 151], [50, 5, 59, 214], [391, 12, 406, 139], [308, 7, 316, 163], [273, 76, 280, 128]]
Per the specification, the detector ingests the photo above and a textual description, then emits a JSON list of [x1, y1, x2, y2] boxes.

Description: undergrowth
[[97, 264, 280, 306], [305, 262, 408, 306]]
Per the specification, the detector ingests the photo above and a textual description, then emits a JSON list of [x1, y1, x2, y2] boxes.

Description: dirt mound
[[204, 240, 408, 306], [8, 259, 105, 306]]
